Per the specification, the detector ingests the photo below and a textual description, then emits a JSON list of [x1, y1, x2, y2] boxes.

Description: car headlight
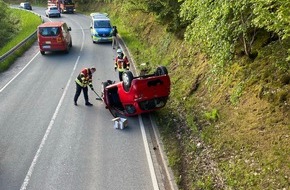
[[125, 105, 136, 114]]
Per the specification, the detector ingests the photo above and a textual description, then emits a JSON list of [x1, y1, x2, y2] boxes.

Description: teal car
[[90, 13, 113, 43]]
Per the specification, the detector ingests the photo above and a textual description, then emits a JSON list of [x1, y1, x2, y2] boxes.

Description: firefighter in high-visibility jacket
[[74, 67, 96, 106], [115, 48, 130, 81]]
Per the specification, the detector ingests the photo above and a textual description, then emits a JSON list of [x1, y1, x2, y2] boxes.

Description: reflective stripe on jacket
[[115, 56, 129, 72], [75, 68, 93, 88]]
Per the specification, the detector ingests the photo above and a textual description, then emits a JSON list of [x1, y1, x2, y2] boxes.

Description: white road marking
[[0, 52, 39, 93], [150, 115, 178, 190], [139, 115, 159, 190], [1, 17, 159, 190], [20, 22, 85, 190], [20, 55, 80, 190]]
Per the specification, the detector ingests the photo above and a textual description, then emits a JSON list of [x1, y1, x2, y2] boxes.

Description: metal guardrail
[[0, 7, 43, 63], [0, 31, 37, 63]]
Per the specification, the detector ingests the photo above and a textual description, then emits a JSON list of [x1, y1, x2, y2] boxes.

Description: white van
[[19, 2, 32, 10]]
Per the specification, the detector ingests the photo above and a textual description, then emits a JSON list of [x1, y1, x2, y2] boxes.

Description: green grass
[[0, 8, 42, 71], [53, 3, 290, 189], [3, 2, 289, 189]]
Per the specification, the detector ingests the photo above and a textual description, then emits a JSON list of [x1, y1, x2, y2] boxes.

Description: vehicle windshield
[[39, 27, 60, 36], [64, 0, 74, 5], [94, 20, 111, 28], [50, 7, 58, 10]]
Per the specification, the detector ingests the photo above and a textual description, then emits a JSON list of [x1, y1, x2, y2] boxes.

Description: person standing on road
[[112, 26, 118, 49], [74, 67, 96, 106], [115, 48, 130, 81]]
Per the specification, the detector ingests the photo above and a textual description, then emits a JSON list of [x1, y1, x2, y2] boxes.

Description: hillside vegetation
[[2, 0, 289, 189], [83, 1, 289, 189], [0, 0, 42, 71]]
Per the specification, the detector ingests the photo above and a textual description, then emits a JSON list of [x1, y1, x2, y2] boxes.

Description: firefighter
[[115, 48, 130, 81], [74, 67, 96, 106]]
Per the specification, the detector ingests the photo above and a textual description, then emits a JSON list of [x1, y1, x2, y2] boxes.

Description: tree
[[125, 0, 187, 36], [180, 0, 290, 66], [0, 0, 20, 48], [252, 0, 290, 40], [252, 0, 290, 61], [180, 0, 259, 68]]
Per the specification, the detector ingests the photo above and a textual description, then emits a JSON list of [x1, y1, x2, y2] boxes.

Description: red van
[[37, 22, 72, 55]]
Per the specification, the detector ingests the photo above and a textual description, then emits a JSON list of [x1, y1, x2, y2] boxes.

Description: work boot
[[85, 102, 93, 106]]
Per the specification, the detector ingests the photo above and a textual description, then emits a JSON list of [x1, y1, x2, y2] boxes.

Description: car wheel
[[69, 40, 72, 47], [155, 66, 168, 76], [40, 51, 45, 55], [122, 70, 133, 92], [59, 14, 61, 17]]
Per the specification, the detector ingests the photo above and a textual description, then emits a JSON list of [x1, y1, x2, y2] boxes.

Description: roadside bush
[[0, 0, 20, 49]]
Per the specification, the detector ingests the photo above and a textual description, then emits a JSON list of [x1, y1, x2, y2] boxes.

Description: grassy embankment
[[2, 1, 289, 189], [78, 2, 290, 190], [0, 8, 42, 72]]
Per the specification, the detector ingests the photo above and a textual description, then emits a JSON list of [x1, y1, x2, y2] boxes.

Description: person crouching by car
[[74, 67, 96, 106], [115, 48, 130, 81]]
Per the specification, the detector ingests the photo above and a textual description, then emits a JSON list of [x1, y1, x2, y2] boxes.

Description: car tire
[[69, 40, 72, 47], [122, 70, 133, 92], [40, 51, 45, 55], [155, 66, 168, 76]]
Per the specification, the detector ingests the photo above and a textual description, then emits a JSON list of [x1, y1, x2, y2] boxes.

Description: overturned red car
[[101, 66, 171, 117]]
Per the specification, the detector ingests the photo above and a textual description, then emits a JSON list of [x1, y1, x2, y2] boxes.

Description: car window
[[94, 20, 111, 28], [39, 27, 60, 36], [64, 0, 74, 5], [50, 7, 58, 10], [20, 2, 31, 7]]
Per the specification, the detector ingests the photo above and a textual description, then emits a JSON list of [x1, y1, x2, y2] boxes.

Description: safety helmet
[[117, 48, 123, 54]]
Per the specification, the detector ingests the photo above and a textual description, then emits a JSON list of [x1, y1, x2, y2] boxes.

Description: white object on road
[[112, 117, 128, 129]]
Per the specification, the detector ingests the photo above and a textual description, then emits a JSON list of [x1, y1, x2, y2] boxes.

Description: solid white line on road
[[20, 22, 85, 190], [20, 56, 80, 190], [150, 115, 178, 190], [139, 115, 159, 190], [0, 52, 39, 93]]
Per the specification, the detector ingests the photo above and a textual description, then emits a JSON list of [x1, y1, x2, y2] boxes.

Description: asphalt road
[[0, 7, 164, 190]]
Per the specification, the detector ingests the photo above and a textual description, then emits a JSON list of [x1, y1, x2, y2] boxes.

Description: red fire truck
[[48, 0, 75, 13]]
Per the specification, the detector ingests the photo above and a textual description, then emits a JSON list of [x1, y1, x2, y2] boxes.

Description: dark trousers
[[74, 82, 89, 103], [118, 71, 124, 81]]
